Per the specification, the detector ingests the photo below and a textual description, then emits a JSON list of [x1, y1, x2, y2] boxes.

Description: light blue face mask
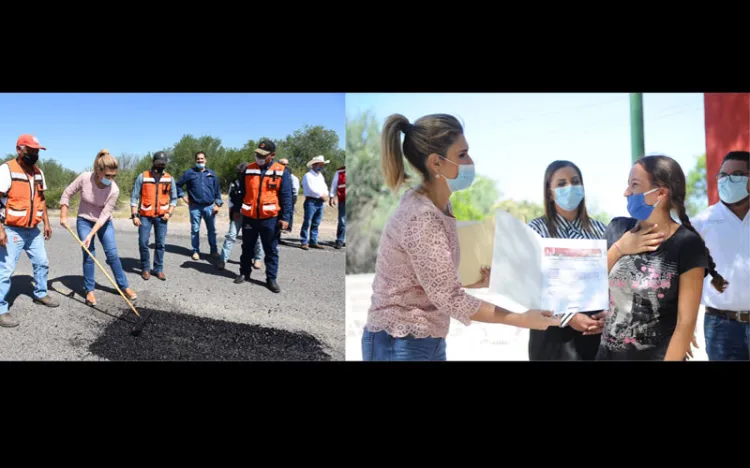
[[718, 175, 750, 204], [100, 177, 112, 186], [196, 163, 205, 169], [553, 184, 585, 211], [439, 157, 475, 192]]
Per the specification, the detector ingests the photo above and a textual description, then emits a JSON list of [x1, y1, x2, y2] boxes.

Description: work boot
[[300, 244, 309, 251], [310, 243, 324, 249], [216, 260, 225, 270], [142, 271, 151, 280], [153, 271, 166, 281], [0, 312, 19, 328], [234, 273, 250, 284], [267, 279, 280, 293], [192, 252, 200, 260], [334, 241, 343, 249], [33, 296, 59, 308]]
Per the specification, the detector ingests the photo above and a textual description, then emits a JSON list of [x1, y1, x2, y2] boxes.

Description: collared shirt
[[130, 171, 178, 208], [290, 173, 300, 197], [176, 167, 223, 206], [302, 170, 328, 198], [528, 213, 607, 240], [692, 202, 750, 312]]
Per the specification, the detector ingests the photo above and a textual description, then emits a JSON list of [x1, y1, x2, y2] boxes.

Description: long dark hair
[[636, 154, 727, 292], [543, 160, 594, 237]]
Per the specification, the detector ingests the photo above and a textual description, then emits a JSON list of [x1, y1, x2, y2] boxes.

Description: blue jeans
[[139, 215, 168, 274], [221, 216, 263, 262], [705, 313, 750, 360], [300, 198, 324, 246], [361, 329, 447, 361], [77, 217, 129, 293], [0, 225, 49, 314], [189, 203, 218, 255], [336, 199, 346, 244]]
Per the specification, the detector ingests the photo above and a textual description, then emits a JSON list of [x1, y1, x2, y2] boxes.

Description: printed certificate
[[488, 210, 608, 314], [539, 240, 608, 315]]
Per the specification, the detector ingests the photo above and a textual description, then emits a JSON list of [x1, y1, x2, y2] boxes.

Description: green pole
[[629, 93, 645, 163]]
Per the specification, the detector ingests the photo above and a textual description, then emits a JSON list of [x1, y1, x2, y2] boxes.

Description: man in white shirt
[[278, 159, 300, 233], [692, 150, 750, 360], [300, 155, 329, 250]]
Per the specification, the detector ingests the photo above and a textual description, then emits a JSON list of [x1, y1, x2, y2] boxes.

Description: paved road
[[346, 274, 709, 361], [0, 220, 345, 361]]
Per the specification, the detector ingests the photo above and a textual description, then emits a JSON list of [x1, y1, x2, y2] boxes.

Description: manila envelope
[[457, 217, 496, 286]]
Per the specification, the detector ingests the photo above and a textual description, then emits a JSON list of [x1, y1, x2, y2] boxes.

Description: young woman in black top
[[599, 155, 727, 361]]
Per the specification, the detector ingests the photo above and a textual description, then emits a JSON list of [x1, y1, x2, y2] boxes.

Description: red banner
[[704, 93, 750, 205]]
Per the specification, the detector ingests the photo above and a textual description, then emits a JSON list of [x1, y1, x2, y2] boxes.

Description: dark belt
[[305, 197, 324, 202], [706, 307, 750, 324]]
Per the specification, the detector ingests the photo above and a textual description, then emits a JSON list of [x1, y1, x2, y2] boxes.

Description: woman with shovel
[[60, 149, 137, 306]]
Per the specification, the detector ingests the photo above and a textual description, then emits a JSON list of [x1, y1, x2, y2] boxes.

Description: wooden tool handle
[[63, 223, 140, 318]]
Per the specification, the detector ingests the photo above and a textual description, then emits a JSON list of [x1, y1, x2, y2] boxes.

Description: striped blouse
[[528, 213, 608, 326]]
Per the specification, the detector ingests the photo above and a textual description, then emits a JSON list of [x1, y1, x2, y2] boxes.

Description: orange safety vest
[[2, 159, 46, 228], [240, 161, 286, 219], [335, 167, 345, 201], [139, 170, 173, 217]]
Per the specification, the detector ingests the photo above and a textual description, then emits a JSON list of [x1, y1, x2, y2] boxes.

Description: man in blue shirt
[[176, 151, 224, 260]]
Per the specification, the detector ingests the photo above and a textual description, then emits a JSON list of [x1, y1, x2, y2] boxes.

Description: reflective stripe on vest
[[241, 162, 285, 219], [139, 170, 173, 217], [2, 160, 45, 228]]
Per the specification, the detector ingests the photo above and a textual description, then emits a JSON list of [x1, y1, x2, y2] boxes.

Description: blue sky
[[0, 93, 345, 172], [346, 93, 707, 218]]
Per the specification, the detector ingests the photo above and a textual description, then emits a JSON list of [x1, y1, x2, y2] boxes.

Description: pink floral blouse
[[365, 189, 482, 339]]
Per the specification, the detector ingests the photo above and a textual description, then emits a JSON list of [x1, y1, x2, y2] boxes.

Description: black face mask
[[22, 153, 38, 166], [152, 166, 165, 174]]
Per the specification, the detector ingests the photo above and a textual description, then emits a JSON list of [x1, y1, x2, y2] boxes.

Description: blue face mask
[[313, 166, 324, 173], [718, 176, 750, 204], [100, 177, 112, 186], [440, 157, 475, 193], [554, 185, 585, 211], [196, 163, 205, 169], [626, 187, 660, 220]]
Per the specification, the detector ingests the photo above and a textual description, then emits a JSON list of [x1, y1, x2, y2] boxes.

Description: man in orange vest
[[130, 151, 178, 280], [234, 139, 293, 293], [0, 134, 59, 328], [329, 165, 345, 249]]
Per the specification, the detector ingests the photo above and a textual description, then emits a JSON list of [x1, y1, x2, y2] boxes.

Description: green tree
[[685, 153, 707, 217], [450, 176, 500, 221], [279, 125, 345, 183], [346, 111, 403, 274], [3, 154, 79, 209], [495, 199, 545, 224]]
